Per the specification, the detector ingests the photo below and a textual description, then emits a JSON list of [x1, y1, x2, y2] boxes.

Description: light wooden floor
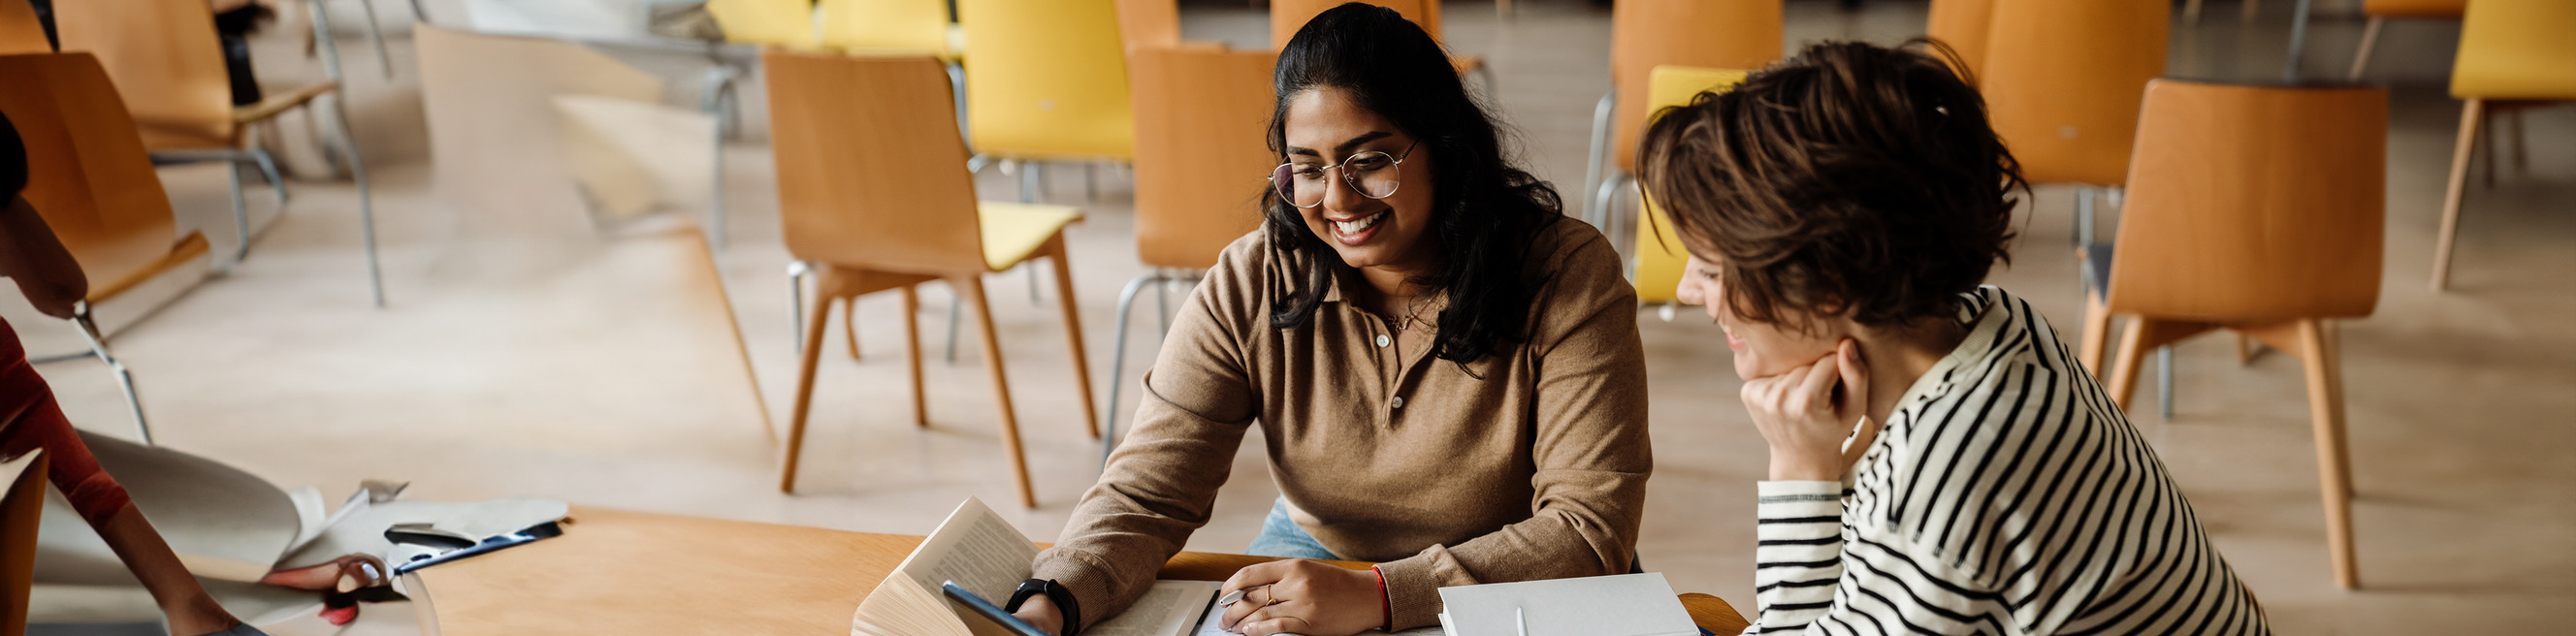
[[15, 1, 2570, 634]]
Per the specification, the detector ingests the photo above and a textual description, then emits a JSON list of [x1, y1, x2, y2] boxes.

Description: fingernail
[[337, 573, 358, 592]]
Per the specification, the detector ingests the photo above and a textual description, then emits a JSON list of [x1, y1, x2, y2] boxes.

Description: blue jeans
[[1245, 497, 1340, 560]]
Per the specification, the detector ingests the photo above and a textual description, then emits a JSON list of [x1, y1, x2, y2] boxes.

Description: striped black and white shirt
[[1745, 286, 2268, 635]]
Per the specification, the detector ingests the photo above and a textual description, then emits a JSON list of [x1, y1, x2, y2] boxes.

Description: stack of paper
[[1434, 573, 1697, 636]]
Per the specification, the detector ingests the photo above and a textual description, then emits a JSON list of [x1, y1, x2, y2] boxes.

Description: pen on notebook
[[1516, 606, 1527, 636], [1219, 584, 1272, 608]]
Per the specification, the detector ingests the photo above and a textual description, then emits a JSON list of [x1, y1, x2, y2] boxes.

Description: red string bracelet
[[1372, 566, 1393, 631]]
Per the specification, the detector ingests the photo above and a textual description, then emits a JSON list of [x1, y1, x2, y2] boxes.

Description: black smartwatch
[[1004, 578, 1080, 636]]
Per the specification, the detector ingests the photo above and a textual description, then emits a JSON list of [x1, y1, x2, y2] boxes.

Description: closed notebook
[[1433, 573, 1696, 636]]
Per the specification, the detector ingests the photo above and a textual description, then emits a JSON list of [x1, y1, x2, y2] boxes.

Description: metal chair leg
[[356, 0, 394, 80], [2346, 16, 2384, 81], [249, 146, 286, 207], [1579, 92, 1615, 228], [308, 0, 383, 307], [2158, 345, 2174, 419], [788, 262, 811, 352], [1102, 272, 1164, 469], [226, 160, 252, 266], [945, 285, 961, 363], [72, 308, 150, 445]]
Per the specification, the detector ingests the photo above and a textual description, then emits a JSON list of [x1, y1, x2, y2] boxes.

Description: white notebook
[[1433, 573, 1697, 636], [850, 497, 1229, 636]]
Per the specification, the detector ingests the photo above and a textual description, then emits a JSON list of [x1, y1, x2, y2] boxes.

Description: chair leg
[[2345, 16, 2383, 81], [2236, 332, 2256, 366], [2431, 98, 2483, 291], [226, 161, 252, 266], [1579, 92, 1615, 229], [2079, 294, 2111, 374], [356, 0, 394, 80], [249, 146, 286, 207], [2157, 345, 2174, 419], [326, 94, 384, 307], [1104, 272, 1157, 469], [788, 262, 810, 353], [955, 275, 1037, 508], [945, 289, 962, 363], [842, 297, 860, 360], [902, 285, 926, 427], [71, 310, 150, 445], [779, 294, 836, 493], [2185, 0, 2205, 24], [1048, 242, 1100, 440], [2298, 319, 2359, 588], [2106, 318, 2151, 409], [2509, 110, 2528, 174]]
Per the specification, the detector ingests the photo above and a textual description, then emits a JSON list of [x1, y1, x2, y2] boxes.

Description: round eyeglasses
[[1269, 141, 1420, 209]]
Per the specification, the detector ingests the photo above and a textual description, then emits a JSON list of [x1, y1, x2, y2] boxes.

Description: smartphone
[[942, 580, 1052, 636]]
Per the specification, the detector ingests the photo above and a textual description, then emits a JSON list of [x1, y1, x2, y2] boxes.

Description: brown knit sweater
[[1033, 218, 1652, 630]]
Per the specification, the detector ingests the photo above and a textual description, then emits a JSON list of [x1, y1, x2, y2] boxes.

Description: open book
[[851, 497, 1221, 636]]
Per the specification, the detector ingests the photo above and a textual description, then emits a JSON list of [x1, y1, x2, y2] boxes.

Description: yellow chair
[[764, 50, 1098, 507], [2085, 80, 2387, 588], [1631, 66, 1749, 307], [1099, 45, 1274, 464], [1581, 0, 1778, 262], [957, 0, 1133, 166], [818, 0, 955, 56], [705, 0, 818, 48], [2347, 0, 2468, 80], [2428, 0, 2574, 291], [1, 52, 219, 444]]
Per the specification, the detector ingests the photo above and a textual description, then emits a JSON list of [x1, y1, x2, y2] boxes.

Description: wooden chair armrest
[[233, 81, 338, 124]]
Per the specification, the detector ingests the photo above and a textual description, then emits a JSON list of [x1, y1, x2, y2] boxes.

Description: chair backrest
[[414, 25, 665, 238], [957, 0, 1135, 161], [1609, 0, 1778, 173], [1633, 66, 1748, 304], [1978, 0, 2168, 187], [2364, 0, 2467, 18], [2449, 0, 2576, 100], [1924, 0, 1993, 83], [1127, 46, 1274, 270], [2, 451, 47, 636], [1272, 0, 1440, 48], [0, 0, 48, 54], [1115, 0, 1183, 51], [2106, 80, 2386, 322], [0, 53, 188, 286], [819, 0, 951, 54], [48, 0, 237, 150], [763, 51, 986, 272], [706, 0, 818, 48]]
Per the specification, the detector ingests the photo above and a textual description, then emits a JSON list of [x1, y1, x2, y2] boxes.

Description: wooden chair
[[0, 451, 42, 636], [2428, 0, 2573, 291], [2347, 0, 2467, 80], [51, 0, 383, 305], [0, 52, 218, 445], [1924, 0, 1993, 83], [1098, 45, 1273, 466], [0, 0, 44, 55], [763, 51, 1098, 506], [2080, 80, 2387, 589], [1578, 0, 1778, 262], [1269, 0, 1490, 88], [1631, 66, 1749, 310]]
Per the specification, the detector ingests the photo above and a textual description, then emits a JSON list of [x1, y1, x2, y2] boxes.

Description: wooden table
[[405, 507, 1749, 635]]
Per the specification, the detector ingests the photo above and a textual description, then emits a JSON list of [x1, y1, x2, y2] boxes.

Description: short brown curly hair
[[1637, 39, 2024, 331]]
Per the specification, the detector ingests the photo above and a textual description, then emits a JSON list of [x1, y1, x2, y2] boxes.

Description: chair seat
[[85, 232, 210, 302], [2365, 0, 2465, 18], [2451, 0, 2576, 99], [977, 201, 1083, 271]]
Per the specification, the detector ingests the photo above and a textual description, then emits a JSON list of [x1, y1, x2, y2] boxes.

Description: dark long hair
[[1265, 3, 1562, 365]]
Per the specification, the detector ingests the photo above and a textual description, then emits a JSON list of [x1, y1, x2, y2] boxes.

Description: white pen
[[1516, 606, 1528, 636], [1218, 584, 1273, 608]]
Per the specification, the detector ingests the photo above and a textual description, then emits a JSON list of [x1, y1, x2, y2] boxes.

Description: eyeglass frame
[[1268, 140, 1422, 209]]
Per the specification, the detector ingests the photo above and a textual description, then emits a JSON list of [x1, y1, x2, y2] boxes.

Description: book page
[[894, 497, 1042, 602], [1086, 580, 1219, 636], [1189, 591, 1442, 636]]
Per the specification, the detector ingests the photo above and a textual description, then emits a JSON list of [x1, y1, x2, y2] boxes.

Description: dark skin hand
[[0, 195, 86, 319]]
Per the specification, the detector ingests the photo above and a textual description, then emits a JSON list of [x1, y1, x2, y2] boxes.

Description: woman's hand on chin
[[1216, 559, 1385, 636], [1744, 339, 1871, 482]]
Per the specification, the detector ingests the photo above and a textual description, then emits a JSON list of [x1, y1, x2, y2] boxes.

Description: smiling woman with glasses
[[1012, 5, 1650, 636]]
